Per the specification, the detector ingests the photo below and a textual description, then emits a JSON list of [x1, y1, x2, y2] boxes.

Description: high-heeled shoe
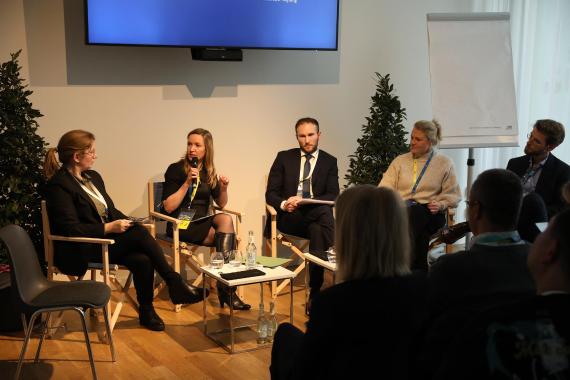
[[217, 286, 251, 310], [166, 272, 209, 305], [139, 305, 165, 331]]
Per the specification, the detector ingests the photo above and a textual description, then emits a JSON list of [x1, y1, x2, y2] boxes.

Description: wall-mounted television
[[85, 0, 339, 51]]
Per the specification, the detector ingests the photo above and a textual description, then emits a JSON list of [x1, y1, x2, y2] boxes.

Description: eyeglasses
[[82, 150, 96, 157], [526, 132, 544, 146]]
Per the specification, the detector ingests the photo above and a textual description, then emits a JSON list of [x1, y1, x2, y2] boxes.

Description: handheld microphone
[[190, 157, 199, 187]]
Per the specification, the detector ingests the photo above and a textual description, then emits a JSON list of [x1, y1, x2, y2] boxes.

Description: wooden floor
[[0, 274, 313, 380]]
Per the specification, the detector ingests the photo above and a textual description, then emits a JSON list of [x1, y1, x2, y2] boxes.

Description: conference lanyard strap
[[411, 150, 434, 196]]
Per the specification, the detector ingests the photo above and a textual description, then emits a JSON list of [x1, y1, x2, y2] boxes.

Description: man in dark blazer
[[507, 119, 570, 220], [265, 117, 339, 300], [418, 169, 536, 379]]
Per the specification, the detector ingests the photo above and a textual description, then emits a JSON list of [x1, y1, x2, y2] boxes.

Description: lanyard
[[411, 151, 434, 196], [77, 179, 108, 210], [189, 176, 200, 204]]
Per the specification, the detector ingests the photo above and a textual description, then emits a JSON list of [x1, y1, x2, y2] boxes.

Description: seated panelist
[[265, 117, 339, 303], [379, 119, 461, 272], [44, 130, 206, 332], [507, 119, 570, 241], [161, 128, 250, 310]]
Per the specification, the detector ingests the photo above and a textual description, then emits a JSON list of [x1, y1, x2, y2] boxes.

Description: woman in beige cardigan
[[379, 120, 461, 271]]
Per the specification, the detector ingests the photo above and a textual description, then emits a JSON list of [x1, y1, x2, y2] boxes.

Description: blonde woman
[[270, 185, 428, 379], [380, 120, 461, 271], [44, 130, 207, 332], [162, 128, 249, 310]]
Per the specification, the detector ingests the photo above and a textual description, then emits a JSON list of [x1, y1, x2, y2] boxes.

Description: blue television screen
[[85, 0, 339, 50]]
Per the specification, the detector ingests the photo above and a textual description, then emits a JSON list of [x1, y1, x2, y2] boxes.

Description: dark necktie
[[302, 154, 313, 198]]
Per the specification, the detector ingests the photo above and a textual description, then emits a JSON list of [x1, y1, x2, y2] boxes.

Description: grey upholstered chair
[[0, 224, 115, 380]]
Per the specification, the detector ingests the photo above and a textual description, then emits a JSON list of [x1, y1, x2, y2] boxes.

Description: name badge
[[178, 209, 196, 230]]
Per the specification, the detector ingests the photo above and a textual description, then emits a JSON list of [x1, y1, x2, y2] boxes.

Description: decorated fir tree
[[0, 50, 46, 264], [345, 73, 408, 187]]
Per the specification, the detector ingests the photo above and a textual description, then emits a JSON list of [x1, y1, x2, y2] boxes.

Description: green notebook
[[256, 256, 291, 268]]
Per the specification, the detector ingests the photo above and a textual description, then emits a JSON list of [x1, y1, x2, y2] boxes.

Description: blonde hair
[[413, 119, 442, 146], [182, 128, 217, 187], [43, 130, 95, 179], [335, 185, 411, 282]]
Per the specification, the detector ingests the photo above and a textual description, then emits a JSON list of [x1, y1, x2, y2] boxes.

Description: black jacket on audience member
[[435, 294, 570, 380], [417, 242, 536, 379], [283, 274, 428, 380]]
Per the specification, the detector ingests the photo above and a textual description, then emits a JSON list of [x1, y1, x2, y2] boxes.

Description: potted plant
[[0, 50, 46, 331], [345, 73, 408, 186]]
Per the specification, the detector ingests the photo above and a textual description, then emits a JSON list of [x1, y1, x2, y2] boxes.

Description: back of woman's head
[[44, 130, 95, 179], [335, 185, 411, 282]]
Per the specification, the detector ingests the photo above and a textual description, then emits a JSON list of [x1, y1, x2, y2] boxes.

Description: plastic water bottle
[[266, 301, 278, 343], [246, 231, 257, 268]]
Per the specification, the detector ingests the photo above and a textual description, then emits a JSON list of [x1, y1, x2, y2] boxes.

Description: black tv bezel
[[83, 0, 340, 51]]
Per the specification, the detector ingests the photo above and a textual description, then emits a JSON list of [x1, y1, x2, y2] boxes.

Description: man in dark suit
[[418, 169, 536, 379], [507, 119, 570, 240], [265, 117, 339, 301]]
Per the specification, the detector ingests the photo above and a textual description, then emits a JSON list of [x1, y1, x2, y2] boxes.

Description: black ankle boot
[[217, 285, 251, 310], [139, 305, 165, 331], [166, 272, 209, 305], [214, 232, 236, 262]]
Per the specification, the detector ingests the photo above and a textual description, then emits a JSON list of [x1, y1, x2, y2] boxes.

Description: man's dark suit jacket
[[45, 168, 128, 276], [507, 153, 570, 218], [419, 242, 536, 379], [429, 242, 536, 317], [265, 148, 339, 210]]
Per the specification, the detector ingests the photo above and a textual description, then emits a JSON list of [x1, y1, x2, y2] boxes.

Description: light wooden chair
[[147, 181, 244, 311], [264, 203, 308, 299], [41, 200, 155, 333]]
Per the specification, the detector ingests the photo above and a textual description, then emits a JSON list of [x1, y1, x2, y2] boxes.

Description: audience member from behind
[[270, 185, 428, 380], [419, 169, 536, 379], [379, 119, 461, 272], [44, 130, 207, 332], [507, 119, 570, 241], [436, 208, 570, 379]]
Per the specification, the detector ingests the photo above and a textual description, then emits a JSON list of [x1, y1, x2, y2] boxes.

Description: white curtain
[[469, 0, 570, 172]]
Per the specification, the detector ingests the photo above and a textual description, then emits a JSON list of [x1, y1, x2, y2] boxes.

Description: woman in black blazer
[[44, 130, 208, 331], [270, 185, 429, 380]]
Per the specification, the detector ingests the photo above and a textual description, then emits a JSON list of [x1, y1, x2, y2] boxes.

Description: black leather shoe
[[168, 274, 210, 305], [139, 305, 165, 331], [217, 286, 251, 310], [432, 221, 470, 245]]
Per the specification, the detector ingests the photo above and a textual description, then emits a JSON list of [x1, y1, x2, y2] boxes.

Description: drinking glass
[[229, 250, 243, 267], [210, 251, 224, 269]]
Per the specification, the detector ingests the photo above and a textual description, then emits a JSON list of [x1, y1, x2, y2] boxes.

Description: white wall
[[1, 0, 474, 245]]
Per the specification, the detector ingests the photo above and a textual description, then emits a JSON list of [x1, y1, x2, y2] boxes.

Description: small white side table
[[200, 264, 296, 354]]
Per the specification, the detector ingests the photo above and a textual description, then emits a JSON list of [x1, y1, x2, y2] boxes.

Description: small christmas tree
[[345, 73, 408, 187], [0, 50, 46, 264]]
